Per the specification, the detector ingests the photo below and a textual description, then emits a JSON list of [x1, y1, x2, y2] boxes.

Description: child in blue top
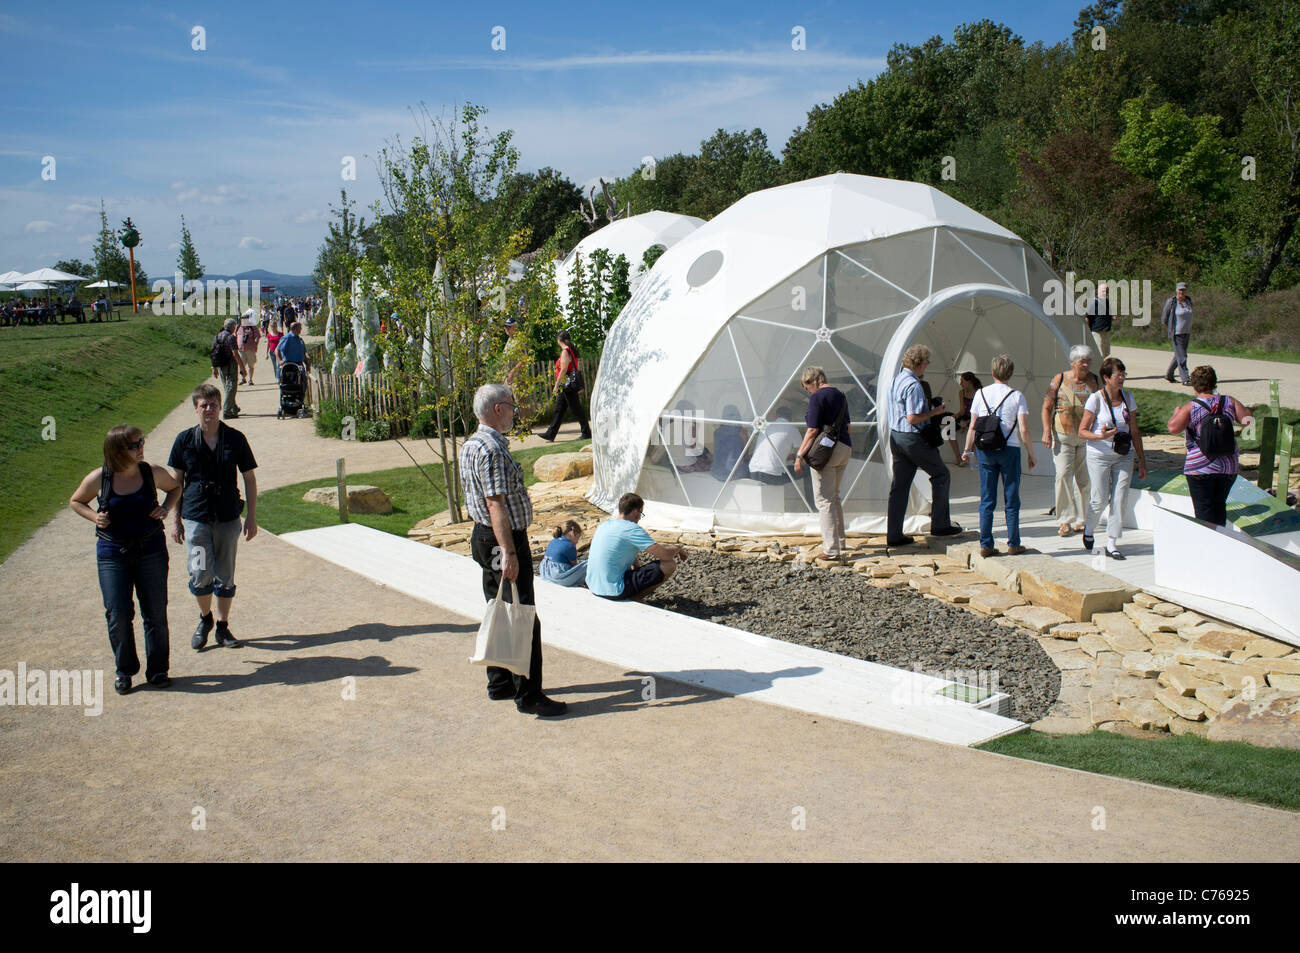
[[539, 520, 587, 587]]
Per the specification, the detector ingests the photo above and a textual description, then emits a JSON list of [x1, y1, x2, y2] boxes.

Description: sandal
[[1073, 523, 1086, 532], [1058, 524, 1073, 537], [1105, 547, 1126, 560]]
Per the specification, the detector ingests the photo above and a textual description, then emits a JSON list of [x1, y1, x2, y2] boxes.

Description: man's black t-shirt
[[167, 423, 257, 523]]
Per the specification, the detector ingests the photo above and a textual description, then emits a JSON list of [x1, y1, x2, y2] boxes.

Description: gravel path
[[638, 550, 1061, 722]]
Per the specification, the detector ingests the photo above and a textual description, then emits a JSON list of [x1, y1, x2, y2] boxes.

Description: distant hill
[[202, 270, 315, 296]]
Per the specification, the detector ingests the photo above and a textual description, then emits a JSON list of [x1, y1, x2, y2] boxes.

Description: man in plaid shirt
[[459, 383, 566, 717]]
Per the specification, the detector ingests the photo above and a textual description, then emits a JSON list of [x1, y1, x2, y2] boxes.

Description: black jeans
[[469, 523, 543, 703], [543, 387, 591, 439], [1186, 472, 1235, 526], [887, 431, 954, 540], [97, 545, 170, 680]]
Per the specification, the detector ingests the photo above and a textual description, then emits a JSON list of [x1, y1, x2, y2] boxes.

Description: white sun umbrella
[[84, 279, 124, 288], [0, 270, 25, 284], [15, 281, 53, 290], [17, 267, 89, 283]]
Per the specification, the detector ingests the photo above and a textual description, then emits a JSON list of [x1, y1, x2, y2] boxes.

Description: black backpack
[[1192, 396, 1236, 457], [973, 389, 1013, 452], [210, 331, 235, 368], [96, 462, 158, 543]]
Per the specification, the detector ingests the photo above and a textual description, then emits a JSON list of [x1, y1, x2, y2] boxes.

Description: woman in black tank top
[[70, 425, 182, 695]]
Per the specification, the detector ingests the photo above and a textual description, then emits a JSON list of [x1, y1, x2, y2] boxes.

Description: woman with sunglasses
[[70, 426, 182, 695]]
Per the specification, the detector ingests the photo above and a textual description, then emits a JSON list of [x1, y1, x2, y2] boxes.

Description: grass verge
[[257, 439, 591, 537], [0, 315, 225, 563], [1127, 387, 1300, 453], [979, 729, 1300, 811]]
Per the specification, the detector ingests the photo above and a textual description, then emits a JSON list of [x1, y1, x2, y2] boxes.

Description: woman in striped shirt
[[1166, 365, 1254, 526]]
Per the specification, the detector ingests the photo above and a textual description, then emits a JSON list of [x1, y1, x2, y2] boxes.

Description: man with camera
[[168, 383, 259, 650]]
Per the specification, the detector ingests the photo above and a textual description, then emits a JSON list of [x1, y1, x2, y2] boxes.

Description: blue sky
[[1, 0, 1088, 277]]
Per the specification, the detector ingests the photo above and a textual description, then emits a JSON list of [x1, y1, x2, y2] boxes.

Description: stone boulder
[[1206, 690, 1300, 749], [303, 484, 393, 514], [533, 452, 594, 483]]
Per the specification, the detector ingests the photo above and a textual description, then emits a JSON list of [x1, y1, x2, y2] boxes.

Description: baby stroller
[[277, 362, 310, 419]]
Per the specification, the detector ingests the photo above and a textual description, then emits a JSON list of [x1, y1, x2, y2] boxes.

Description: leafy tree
[[499, 167, 582, 252], [176, 214, 203, 281], [53, 259, 94, 278], [679, 128, 779, 219], [92, 200, 129, 283], [312, 189, 370, 296], [610, 153, 698, 220], [1113, 97, 1234, 202]]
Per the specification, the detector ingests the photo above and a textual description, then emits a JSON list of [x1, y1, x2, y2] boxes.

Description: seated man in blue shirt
[[586, 492, 687, 601]]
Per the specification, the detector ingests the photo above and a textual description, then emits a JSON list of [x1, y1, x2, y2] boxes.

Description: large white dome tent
[[555, 210, 705, 313], [587, 173, 1078, 535]]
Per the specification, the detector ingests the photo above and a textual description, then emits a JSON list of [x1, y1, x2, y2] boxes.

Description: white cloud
[[291, 209, 327, 224], [66, 202, 96, 213], [167, 242, 181, 251], [76, 233, 95, 244], [25, 220, 55, 233], [365, 49, 886, 73], [170, 181, 185, 190], [238, 236, 269, 250], [176, 189, 200, 202]]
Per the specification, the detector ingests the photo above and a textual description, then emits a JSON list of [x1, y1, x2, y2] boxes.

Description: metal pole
[[128, 247, 138, 314]]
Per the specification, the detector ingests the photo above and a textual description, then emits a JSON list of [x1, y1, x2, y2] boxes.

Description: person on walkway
[[539, 330, 592, 442], [275, 320, 311, 374], [539, 520, 588, 587], [265, 321, 284, 382], [1041, 345, 1099, 537], [1161, 282, 1193, 385], [211, 317, 247, 420], [884, 346, 963, 548], [1167, 365, 1254, 526], [70, 425, 182, 695], [168, 384, 258, 650], [1078, 357, 1148, 559], [587, 493, 686, 602], [459, 383, 565, 716], [962, 355, 1036, 557], [1085, 283, 1114, 359], [793, 366, 853, 558], [237, 317, 260, 386]]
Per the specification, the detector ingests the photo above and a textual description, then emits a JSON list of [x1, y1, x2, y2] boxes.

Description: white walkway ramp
[[281, 523, 1025, 746]]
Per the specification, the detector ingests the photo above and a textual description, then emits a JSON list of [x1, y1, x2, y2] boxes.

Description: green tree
[[610, 153, 698, 220], [53, 259, 95, 278], [176, 214, 204, 281], [498, 167, 582, 252], [92, 200, 129, 284], [312, 189, 369, 296], [679, 128, 779, 219]]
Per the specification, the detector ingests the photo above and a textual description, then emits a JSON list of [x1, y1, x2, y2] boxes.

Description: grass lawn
[[979, 729, 1300, 811], [257, 438, 591, 537], [1127, 387, 1300, 453], [0, 314, 229, 563]]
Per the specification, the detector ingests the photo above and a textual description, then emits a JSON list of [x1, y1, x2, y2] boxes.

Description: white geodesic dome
[[555, 210, 704, 313], [587, 173, 1079, 535]]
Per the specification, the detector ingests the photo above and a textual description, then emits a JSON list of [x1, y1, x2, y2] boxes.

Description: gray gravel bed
[[638, 549, 1061, 722]]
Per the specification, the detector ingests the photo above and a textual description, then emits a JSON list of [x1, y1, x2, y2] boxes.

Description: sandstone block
[[968, 588, 1028, 616], [1193, 660, 1271, 694], [1206, 690, 1300, 749], [1119, 698, 1173, 731], [303, 484, 393, 514], [1131, 592, 1160, 609], [1155, 688, 1207, 721], [1094, 613, 1154, 654], [1190, 627, 1253, 654], [1123, 602, 1180, 635], [1017, 556, 1137, 621], [1195, 685, 1236, 714], [1090, 698, 1125, 725], [1098, 720, 1156, 739], [1169, 718, 1210, 738], [1111, 674, 1156, 701], [1267, 672, 1300, 692], [868, 565, 899, 578], [902, 565, 935, 577], [1122, 652, 1161, 678], [967, 551, 1022, 590], [928, 580, 971, 603], [1004, 604, 1071, 633], [1052, 622, 1101, 641], [932, 570, 991, 587], [1161, 664, 1213, 697], [1147, 630, 1186, 652], [1077, 634, 1111, 657], [1264, 658, 1300, 676], [1055, 650, 1094, 672], [1095, 651, 1123, 668], [908, 576, 936, 594], [1242, 638, 1294, 660], [1150, 602, 1185, 618], [1032, 715, 1092, 735], [532, 452, 594, 482], [1169, 611, 1205, 631]]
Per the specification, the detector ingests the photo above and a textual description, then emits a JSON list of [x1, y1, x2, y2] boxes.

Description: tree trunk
[[434, 402, 456, 523], [1248, 160, 1300, 294]]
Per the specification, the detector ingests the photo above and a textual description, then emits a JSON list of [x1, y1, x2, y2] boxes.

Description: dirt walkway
[[1112, 345, 1298, 407], [1, 365, 1297, 861]]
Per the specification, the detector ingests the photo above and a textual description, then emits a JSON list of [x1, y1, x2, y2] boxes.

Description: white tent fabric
[[555, 210, 704, 313], [587, 173, 1077, 535]]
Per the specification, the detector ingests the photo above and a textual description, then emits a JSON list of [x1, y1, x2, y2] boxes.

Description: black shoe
[[538, 432, 555, 442], [1082, 534, 1094, 552], [192, 613, 214, 650], [931, 523, 964, 537], [580, 432, 593, 440], [1105, 547, 1126, 560], [214, 623, 241, 648], [885, 535, 914, 547], [487, 686, 516, 700], [114, 676, 132, 695], [517, 695, 567, 717], [148, 673, 171, 688], [1164, 374, 1175, 383]]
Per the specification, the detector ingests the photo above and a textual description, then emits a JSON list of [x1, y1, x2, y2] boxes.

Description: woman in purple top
[[1167, 365, 1254, 526]]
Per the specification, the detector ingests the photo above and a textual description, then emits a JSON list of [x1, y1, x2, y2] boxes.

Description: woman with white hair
[[1041, 345, 1098, 537]]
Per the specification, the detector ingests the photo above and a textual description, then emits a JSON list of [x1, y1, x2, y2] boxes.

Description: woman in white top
[[961, 354, 1036, 558], [1077, 356, 1148, 559]]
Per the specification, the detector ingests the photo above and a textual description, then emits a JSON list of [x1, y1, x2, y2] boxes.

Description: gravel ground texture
[[625, 549, 1061, 722]]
